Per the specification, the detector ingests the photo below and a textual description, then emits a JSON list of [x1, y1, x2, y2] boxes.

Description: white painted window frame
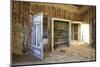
[[51, 18, 71, 52]]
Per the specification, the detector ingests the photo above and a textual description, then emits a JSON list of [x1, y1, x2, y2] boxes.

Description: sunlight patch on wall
[[81, 24, 90, 44]]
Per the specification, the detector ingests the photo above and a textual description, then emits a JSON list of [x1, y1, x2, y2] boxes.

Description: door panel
[[71, 24, 78, 40], [74, 24, 78, 40], [32, 13, 43, 60], [71, 24, 74, 40]]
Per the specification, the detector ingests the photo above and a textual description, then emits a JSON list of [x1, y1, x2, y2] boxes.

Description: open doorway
[[81, 24, 90, 44], [71, 24, 79, 40], [71, 22, 82, 42], [51, 18, 71, 51]]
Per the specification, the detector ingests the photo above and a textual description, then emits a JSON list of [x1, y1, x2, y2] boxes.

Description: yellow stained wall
[[12, 1, 96, 55]]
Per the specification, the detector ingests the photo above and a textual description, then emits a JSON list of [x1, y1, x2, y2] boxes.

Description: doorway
[[81, 24, 90, 44], [51, 18, 71, 51], [71, 22, 82, 41], [71, 24, 78, 40], [32, 13, 44, 60], [32, 13, 49, 60]]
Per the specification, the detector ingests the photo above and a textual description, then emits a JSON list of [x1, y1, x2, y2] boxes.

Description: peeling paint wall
[[12, 1, 32, 55], [12, 1, 96, 55], [30, 3, 81, 21]]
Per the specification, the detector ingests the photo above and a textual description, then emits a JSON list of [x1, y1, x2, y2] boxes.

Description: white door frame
[[51, 18, 71, 52], [31, 13, 44, 60], [71, 21, 82, 42]]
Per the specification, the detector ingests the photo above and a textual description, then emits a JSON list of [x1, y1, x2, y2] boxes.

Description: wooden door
[[32, 13, 43, 60], [71, 24, 74, 40], [74, 24, 78, 40], [72, 24, 78, 40]]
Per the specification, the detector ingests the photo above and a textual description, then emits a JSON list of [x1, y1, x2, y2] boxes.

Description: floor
[[12, 41, 96, 65]]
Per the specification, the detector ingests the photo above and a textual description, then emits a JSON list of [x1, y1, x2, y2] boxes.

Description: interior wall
[[12, 1, 96, 54], [12, 1, 32, 55], [30, 3, 81, 21], [80, 6, 96, 46]]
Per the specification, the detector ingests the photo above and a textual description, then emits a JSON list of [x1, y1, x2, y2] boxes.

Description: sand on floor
[[32, 41, 96, 64], [12, 41, 96, 65]]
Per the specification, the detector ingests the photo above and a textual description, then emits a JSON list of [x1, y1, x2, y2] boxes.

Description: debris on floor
[[13, 41, 96, 65], [33, 41, 95, 64]]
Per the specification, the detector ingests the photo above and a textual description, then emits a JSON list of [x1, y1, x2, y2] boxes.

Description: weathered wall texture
[[30, 3, 81, 21], [12, 1, 32, 55], [80, 6, 96, 23], [80, 6, 96, 47], [12, 1, 96, 55]]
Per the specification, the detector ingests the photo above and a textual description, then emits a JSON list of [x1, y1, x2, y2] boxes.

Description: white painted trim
[[51, 18, 54, 52], [41, 13, 44, 60], [52, 18, 71, 22], [69, 21, 71, 45], [71, 21, 82, 24], [51, 18, 71, 52], [32, 12, 44, 60]]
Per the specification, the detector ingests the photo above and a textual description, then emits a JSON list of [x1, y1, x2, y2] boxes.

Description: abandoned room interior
[[12, 1, 96, 65]]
